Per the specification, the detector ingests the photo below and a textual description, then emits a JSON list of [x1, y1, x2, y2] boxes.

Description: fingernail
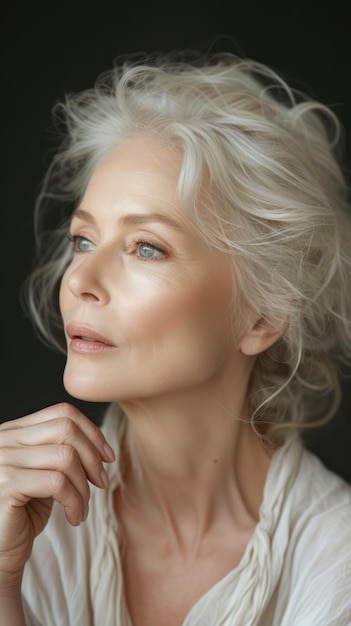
[[100, 467, 110, 488], [103, 442, 116, 462]]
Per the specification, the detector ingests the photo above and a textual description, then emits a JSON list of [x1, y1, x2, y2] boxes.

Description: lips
[[66, 323, 116, 353]]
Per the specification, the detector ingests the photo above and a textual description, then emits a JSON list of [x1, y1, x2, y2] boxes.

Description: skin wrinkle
[[59, 136, 277, 564], [4, 55, 351, 626]]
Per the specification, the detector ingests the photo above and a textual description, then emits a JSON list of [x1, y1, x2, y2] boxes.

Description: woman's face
[[60, 136, 243, 403]]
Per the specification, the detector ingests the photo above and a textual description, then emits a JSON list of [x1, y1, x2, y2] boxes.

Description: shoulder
[[267, 435, 351, 530], [292, 444, 351, 536], [272, 439, 351, 562], [266, 442, 351, 625]]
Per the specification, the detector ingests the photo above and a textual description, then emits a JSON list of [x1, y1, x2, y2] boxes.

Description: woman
[[1, 51, 351, 625]]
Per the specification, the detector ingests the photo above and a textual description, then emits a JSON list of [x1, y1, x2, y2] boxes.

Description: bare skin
[[0, 404, 115, 624], [1, 136, 281, 625], [114, 415, 272, 626]]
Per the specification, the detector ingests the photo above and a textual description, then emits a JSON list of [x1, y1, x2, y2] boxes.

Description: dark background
[[3, 2, 351, 482]]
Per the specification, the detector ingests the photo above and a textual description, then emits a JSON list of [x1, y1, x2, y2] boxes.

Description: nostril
[[81, 292, 100, 302]]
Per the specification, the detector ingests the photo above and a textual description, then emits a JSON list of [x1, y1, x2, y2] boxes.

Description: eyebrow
[[72, 208, 184, 231]]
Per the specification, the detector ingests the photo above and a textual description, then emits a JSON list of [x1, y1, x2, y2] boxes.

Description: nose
[[63, 251, 111, 305]]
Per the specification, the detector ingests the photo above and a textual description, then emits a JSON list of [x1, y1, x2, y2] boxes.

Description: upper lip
[[66, 323, 116, 346]]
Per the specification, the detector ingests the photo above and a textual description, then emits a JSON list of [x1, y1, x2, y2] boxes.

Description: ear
[[240, 316, 287, 357]]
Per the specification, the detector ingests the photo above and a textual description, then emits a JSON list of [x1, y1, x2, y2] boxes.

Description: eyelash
[[134, 239, 166, 262], [67, 234, 93, 253], [67, 234, 167, 261]]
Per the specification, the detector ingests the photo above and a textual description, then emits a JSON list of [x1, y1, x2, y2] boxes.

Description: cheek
[[125, 268, 234, 340], [59, 273, 70, 318]]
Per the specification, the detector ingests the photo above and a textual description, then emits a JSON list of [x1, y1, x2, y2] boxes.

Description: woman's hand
[[0, 403, 115, 593]]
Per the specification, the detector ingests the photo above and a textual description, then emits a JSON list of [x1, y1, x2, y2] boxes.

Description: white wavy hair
[[25, 50, 351, 445]]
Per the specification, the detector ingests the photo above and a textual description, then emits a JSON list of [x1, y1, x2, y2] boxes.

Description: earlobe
[[240, 317, 287, 356]]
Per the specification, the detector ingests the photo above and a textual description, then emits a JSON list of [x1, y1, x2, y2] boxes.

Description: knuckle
[[56, 443, 77, 467], [0, 464, 15, 488], [56, 403, 83, 426], [49, 470, 68, 494], [56, 416, 77, 440], [56, 402, 78, 417]]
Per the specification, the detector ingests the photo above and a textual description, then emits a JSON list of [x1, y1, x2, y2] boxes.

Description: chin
[[63, 385, 106, 403], [63, 370, 109, 403]]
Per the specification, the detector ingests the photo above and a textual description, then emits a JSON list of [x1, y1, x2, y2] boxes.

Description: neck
[[117, 374, 273, 550]]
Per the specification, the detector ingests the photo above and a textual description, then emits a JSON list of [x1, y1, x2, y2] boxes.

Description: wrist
[[0, 593, 26, 626], [0, 571, 23, 598]]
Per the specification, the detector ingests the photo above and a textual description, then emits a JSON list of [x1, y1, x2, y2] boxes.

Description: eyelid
[[67, 228, 172, 261], [135, 239, 167, 261], [67, 233, 95, 253]]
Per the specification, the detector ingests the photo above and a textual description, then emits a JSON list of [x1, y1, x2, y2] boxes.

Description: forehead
[[75, 136, 198, 234], [85, 136, 183, 200]]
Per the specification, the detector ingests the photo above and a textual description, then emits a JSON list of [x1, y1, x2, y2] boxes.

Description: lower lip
[[69, 338, 117, 354]]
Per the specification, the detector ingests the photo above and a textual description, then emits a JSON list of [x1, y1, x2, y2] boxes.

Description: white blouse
[[22, 406, 351, 625]]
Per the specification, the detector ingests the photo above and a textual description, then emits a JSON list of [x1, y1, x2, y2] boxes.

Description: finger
[[0, 403, 115, 463], [0, 420, 110, 489], [0, 403, 78, 429], [0, 444, 90, 505], [0, 465, 88, 526]]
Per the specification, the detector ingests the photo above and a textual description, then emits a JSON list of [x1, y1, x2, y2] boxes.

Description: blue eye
[[68, 234, 95, 253], [137, 242, 165, 260]]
